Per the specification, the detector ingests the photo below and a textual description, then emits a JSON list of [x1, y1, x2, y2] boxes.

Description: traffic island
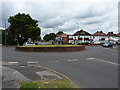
[[15, 45, 85, 52]]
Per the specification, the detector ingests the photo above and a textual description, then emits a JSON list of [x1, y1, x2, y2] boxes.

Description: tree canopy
[[43, 33, 56, 41], [56, 31, 64, 35], [7, 13, 41, 45]]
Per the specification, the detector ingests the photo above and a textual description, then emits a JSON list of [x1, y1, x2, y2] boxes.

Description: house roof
[[73, 29, 91, 36], [56, 34, 61, 37], [56, 33, 68, 37], [61, 34, 68, 37], [107, 32, 116, 36], [116, 33, 120, 37], [92, 31, 107, 36], [61, 33, 68, 36]]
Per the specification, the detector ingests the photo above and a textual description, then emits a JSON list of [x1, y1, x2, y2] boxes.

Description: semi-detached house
[[92, 31, 108, 44], [68, 30, 93, 44], [59, 30, 120, 44]]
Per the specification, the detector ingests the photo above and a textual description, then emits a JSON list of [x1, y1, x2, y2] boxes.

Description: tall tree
[[7, 13, 41, 45], [43, 33, 56, 41]]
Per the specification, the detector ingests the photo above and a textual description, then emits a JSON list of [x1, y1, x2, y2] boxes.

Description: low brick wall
[[15, 46, 85, 52]]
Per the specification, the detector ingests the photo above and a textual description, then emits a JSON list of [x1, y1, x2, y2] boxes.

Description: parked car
[[116, 40, 120, 45], [102, 42, 113, 47], [23, 42, 35, 46], [37, 42, 51, 45], [93, 41, 101, 44]]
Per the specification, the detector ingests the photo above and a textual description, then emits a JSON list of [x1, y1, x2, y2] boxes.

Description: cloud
[[1, 1, 118, 38]]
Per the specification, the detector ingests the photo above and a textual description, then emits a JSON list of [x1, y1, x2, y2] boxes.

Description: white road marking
[[113, 47, 118, 49], [49, 60, 59, 62], [86, 58, 118, 66], [97, 59, 118, 65], [74, 59, 78, 60], [8, 62, 18, 64], [86, 58, 95, 60], [27, 61, 38, 64], [19, 66, 26, 68], [103, 48, 110, 49], [68, 59, 78, 62]]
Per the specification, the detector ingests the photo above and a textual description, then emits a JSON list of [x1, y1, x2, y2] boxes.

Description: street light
[[75, 22, 79, 44], [4, 19, 7, 45]]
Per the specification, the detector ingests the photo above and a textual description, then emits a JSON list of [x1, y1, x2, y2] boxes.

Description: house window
[[99, 38, 105, 40], [69, 36, 73, 39], [78, 38, 82, 40], [84, 38, 89, 40], [69, 40, 73, 43], [84, 36, 90, 38]]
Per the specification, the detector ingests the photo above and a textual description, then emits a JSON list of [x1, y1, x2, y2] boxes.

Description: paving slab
[[2, 65, 63, 89]]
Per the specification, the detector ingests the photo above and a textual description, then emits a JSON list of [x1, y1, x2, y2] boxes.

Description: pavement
[[2, 45, 119, 88], [2, 63, 64, 89]]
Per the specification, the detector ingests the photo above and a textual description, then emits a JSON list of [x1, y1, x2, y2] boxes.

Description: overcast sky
[[1, 0, 119, 38]]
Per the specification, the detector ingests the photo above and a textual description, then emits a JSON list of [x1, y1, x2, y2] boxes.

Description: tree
[[7, 13, 41, 45], [43, 33, 56, 41], [56, 31, 64, 35]]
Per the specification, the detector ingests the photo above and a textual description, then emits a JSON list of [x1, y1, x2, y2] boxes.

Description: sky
[[1, 0, 119, 38]]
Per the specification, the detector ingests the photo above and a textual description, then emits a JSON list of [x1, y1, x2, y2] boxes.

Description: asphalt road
[[2, 45, 119, 88]]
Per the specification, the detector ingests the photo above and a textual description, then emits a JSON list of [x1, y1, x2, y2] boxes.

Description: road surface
[[2, 46, 119, 88]]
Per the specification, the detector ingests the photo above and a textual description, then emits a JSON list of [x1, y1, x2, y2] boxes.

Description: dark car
[[102, 42, 113, 47]]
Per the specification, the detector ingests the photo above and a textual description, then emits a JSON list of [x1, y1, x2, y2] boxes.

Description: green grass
[[19, 79, 78, 89], [19, 45, 81, 47]]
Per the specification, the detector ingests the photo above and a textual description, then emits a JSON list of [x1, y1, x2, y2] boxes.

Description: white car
[[93, 41, 101, 44], [37, 42, 51, 45], [23, 42, 35, 46]]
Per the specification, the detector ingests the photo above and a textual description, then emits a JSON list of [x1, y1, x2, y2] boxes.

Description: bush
[[66, 43, 73, 45]]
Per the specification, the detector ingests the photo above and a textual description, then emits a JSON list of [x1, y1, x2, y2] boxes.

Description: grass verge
[[20, 79, 78, 89]]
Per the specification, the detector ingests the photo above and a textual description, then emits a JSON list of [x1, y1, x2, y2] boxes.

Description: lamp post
[[4, 19, 7, 45], [76, 22, 79, 44]]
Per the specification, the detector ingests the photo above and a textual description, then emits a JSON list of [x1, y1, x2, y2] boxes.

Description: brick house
[[92, 31, 108, 44], [68, 29, 93, 44], [56, 33, 68, 44], [107, 32, 118, 44], [116, 33, 120, 44]]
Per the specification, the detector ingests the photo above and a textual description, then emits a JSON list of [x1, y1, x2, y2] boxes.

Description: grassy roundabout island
[[15, 45, 85, 52]]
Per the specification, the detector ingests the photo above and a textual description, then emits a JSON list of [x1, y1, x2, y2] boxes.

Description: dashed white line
[[86, 58, 118, 66], [74, 59, 78, 60], [103, 48, 110, 49], [86, 58, 95, 60], [27, 61, 38, 64], [8, 62, 18, 64], [97, 59, 118, 65], [49, 60, 59, 62], [19, 66, 26, 68], [68, 59, 78, 62]]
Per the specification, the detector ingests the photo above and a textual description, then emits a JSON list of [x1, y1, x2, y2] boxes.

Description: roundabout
[[15, 45, 85, 52]]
